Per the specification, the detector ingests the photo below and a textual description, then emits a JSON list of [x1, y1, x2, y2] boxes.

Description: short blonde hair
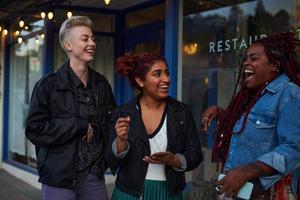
[[59, 16, 93, 50]]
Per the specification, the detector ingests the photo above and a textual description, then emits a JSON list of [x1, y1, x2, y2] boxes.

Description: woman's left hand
[[216, 167, 249, 198], [143, 151, 181, 168]]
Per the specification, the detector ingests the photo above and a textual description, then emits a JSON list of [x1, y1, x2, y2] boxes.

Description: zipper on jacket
[[139, 186, 144, 200], [72, 179, 77, 187], [140, 180, 145, 199]]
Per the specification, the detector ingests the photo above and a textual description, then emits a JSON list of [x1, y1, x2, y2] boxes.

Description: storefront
[[0, 0, 299, 195], [0, 0, 170, 188]]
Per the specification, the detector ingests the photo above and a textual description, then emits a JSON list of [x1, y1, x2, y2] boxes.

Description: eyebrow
[[80, 34, 92, 38], [246, 52, 260, 57], [151, 68, 168, 73]]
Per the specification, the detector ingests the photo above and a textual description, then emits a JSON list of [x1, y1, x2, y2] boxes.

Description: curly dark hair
[[115, 52, 167, 90]]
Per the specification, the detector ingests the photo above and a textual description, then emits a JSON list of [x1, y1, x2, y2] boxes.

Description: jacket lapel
[[123, 97, 150, 146], [166, 97, 186, 150]]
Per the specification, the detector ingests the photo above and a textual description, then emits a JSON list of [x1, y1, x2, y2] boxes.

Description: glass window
[[182, 0, 300, 198], [10, 19, 44, 38], [9, 36, 44, 168]]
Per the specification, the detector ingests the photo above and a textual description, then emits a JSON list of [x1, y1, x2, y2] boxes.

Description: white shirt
[[145, 115, 168, 181]]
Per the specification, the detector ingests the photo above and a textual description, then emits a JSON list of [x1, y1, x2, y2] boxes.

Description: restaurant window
[[8, 19, 44, 168]]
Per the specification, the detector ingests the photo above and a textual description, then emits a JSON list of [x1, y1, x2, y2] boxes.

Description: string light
[[67, 1, 73, 19], [104, 0, 111, 5], [41, 12, 46, 19], [3, 29, 8, 36], [14, 30, 20, 36], [0, 26, 2, 32], [24, 26, 29, 30], [67, 11, 72, 19], [47, 11, 54, 20], [41, 33, 45, 39], [19, 19, 25, 28], [35, 36, 39, 44], [17, 37, 23, 44]]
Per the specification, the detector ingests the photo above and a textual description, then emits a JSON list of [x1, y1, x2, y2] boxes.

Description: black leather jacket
[[25, 62, 116, 188], [105, 96, 202, 197]]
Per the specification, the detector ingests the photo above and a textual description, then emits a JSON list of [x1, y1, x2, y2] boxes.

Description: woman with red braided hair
[[105, 52, 202, 199], [202, 32, 300, 200]]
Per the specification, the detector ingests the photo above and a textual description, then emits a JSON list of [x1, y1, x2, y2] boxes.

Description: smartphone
[[217, 174, 254, 200], [150, 152, 171, 159]]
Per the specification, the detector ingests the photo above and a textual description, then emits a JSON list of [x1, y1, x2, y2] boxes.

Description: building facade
[[0, 0, 299, 198]]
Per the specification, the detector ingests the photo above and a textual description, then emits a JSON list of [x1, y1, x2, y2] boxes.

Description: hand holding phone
[[150, 151, 172, 160], [217, 174, 254, 200]]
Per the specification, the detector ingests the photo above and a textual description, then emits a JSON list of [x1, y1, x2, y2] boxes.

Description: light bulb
[[35, 37, 39, 44], [104, 0, 110, 5], [41, 33, 45, 39], [0, 26, 2, 32], [3, 29, 8, 36], [24, 26, 28, 30], [41, 12, 46, 19], [18, 37, 23, 44], [47, 12, 54, 20], [67, 11, 72, 19], [19, 20, 25, 28], [15, 30, 20, 36]]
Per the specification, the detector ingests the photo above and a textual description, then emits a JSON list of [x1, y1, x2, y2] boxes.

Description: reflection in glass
[[9, 37, 44, 168]]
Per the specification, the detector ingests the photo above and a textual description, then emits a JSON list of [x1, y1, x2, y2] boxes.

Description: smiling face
[[243, 43, 279, 89], [136, 60, 170, 101], [64, 26, 96, 63]]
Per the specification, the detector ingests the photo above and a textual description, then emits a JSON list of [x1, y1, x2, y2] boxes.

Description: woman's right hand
[[115, 117, 130, 153], [115, 116, 130, 141], [201, 105, 220, 134]]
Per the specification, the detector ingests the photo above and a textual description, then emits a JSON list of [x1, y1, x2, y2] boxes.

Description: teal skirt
[[111, 179, 183, 200]]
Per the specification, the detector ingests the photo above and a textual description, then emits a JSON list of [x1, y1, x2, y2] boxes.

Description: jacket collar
[[120, 95, 186, 114], [55, 61, 106, 90], [265, 73, 290, 94]]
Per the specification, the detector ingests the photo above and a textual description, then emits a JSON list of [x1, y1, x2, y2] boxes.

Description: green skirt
[[111, 179, 183, 200]]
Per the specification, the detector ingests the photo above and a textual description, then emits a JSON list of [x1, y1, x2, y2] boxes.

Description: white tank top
[[145, 115, 168, 181]]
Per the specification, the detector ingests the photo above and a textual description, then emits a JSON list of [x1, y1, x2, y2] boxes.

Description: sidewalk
[[0, 169, 115, 200], [0, 168, 209, 200], [0, 169, 41, 200]]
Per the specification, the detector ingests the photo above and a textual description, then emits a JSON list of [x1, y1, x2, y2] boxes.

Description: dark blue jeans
[[42, 173, 108, 200]]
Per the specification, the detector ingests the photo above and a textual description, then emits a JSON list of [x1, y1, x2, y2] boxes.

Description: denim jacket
[[225, 73, 300, 194]]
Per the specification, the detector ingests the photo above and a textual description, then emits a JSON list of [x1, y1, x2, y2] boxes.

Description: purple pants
[[42, 174, 108, 200]]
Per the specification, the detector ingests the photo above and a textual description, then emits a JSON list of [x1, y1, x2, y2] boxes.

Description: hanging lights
[[104, 0, 111, 5], [67, 1, 73, 19]]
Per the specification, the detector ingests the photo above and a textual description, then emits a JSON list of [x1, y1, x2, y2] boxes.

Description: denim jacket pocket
[[248, 111, 276, 129], [240, 111, 277, 152]]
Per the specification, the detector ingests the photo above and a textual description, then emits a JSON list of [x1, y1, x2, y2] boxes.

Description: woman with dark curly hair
[[202, 32, 300, 200], [105, 52, 202, 200]]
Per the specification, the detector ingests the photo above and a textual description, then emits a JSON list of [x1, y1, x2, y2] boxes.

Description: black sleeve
[[25, 80, 88, 147], [105, 106, 126, 175], [182, 107, 203, 171]]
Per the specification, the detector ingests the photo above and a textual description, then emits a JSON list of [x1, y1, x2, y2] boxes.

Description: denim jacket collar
[[265, 73, 290, 94]]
